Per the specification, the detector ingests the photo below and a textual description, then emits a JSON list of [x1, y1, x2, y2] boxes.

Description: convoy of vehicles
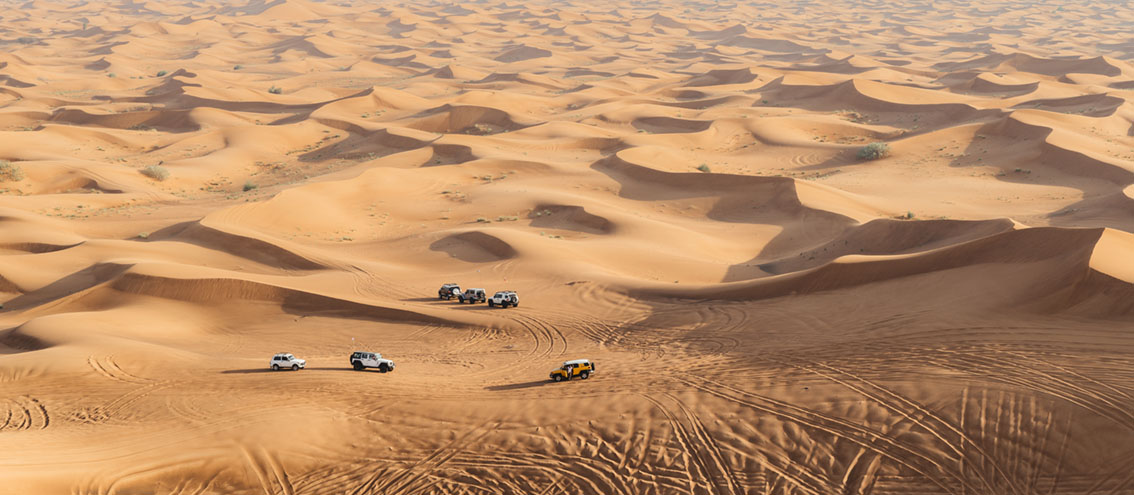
[[265, 286, 593, 383]]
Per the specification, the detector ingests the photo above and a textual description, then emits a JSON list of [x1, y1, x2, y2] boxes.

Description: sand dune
[[2, 0, 1134, 493]]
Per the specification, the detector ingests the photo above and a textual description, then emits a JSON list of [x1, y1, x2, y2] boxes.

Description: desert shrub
[[156, 70, 168, 77], [857, 142, 890, 161], [696, 164, 711, 173], [268, 86, 282, 94], [107, 73, 116, 78], [233, 64, 243, 70], [0, 161, 25, 181], [140, 165, 169, 181], [243, 181, 258, 191]]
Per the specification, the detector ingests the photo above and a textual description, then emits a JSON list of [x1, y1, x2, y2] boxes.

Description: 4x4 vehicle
[[350, 351, 395, 372], [270, 353, 306, 371], [438, 283, 461, 300], [488, 290, 518, 308], [549, 359, 594, 382], [458, 288, 486, 304]]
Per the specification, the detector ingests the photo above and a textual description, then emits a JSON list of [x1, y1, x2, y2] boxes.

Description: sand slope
[[2, 0, 1134, 494]]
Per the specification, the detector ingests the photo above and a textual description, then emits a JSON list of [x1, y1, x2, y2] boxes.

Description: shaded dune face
[[1, 0, 1134, 493]]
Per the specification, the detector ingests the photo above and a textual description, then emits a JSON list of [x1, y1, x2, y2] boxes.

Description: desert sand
[[2, 0, 1134, 493]]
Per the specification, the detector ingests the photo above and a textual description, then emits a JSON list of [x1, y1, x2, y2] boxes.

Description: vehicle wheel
[[379, 364, 389, 373], [352, 361, 363, 371], [552, 374, 564, 382], [580, 371, 589, 380], [488, 300, 494, 307], [292, 364, 299, 371], [272, 364, 279, 371]]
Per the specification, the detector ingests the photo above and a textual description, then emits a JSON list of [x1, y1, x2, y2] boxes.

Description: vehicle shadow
[[220, 367, 387, 374], [221, 368, 290, 374], [305, 367, 389, 373], [451, 304, 512, 311], [485, 380, 551, 391], [401, 297, 454, 303]]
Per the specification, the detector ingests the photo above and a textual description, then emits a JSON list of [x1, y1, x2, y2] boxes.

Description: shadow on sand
[[485, 380, 551, 391], [221, 367, 389, 374], [221, 368, 294, 374]]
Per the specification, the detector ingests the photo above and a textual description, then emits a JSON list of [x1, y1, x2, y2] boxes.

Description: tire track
[[927, 350, 1134, 432], [355, 420, 502, 495], [0, 396, 49, 431], [663, 393, 747, 495], [453, 450, 651, 495], [88, 355, 151, 385], [678, 374, 980, 495], [508, 313, 567, 360], [97, 381, 175, 423], [644, 391, 827, 495], [779, 357, 1016, 495]]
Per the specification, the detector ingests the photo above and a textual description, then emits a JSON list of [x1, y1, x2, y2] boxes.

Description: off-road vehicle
[[350, 351, 395, 372], [438, 283, 461, 300], [488, 290, 519, 308], [550, 359, 594, 382], [270, 353, 306, 371], [458, 288, 486, 304]]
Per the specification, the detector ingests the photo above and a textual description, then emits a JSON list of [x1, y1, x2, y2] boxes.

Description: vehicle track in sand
[[676, 373, 984, 494], [925, 347, 1134, 432], [0, 395, 49, 431], [347, 420, 502, 495], [242, 445, 296, 495], [640, 393, 747, 495], [769, 355, 1021, 495], [87, 355, 151, 385]]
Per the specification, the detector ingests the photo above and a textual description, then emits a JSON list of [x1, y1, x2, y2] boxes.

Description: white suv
[[458, 288, 486, 303], [350, 351, 396, 372], [270, 353, 306, 371], [488, 290, 518, 308]]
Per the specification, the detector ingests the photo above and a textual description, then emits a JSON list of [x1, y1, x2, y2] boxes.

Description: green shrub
[[140, 165, 169, 181], [696, 164, 711, 173], [156, 70, 168, 77], [243, 181, 258, 191], [233, 64, 243, 70], [857, 142, 890, 161], [0, 161, 25, 181], [268, 86, 282, 94]]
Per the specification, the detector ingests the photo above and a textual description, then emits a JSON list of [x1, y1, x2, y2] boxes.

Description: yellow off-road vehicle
[[549, 359, 595, 382]]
